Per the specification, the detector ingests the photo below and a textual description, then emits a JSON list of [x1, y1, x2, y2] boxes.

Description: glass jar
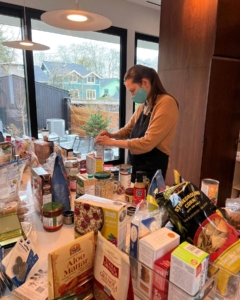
[[42, 202, 63, 232], [94, 172, 114, 200], [125, 187, 134, 204]]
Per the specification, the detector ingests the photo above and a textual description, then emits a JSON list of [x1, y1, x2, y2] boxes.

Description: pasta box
[[48, 231, 95, 299], [74, 194, 127, 249]]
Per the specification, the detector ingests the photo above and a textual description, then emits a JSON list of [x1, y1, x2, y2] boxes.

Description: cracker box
[[48, 231, 95, 299], [86, 154, 103, 174], [169, 241, 209, 297], [76, 173, 96, 196], [31, 167, 52, 213], [137, 228, 180, 298], [152, 249, 176, 300], [74, 194, 127, 250]]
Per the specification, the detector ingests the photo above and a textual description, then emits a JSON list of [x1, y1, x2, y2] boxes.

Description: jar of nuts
[[94, 171, 114, 200]]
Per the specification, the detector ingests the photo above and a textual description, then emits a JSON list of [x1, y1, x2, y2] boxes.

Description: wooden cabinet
[[232, 135, 240, 198], [159, 0, 240, 207]]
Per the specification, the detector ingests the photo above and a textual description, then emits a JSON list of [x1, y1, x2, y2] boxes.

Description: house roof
[[100, 78, 119, 87], [42, 61, 100, 78], [34, 66, 49, 83]]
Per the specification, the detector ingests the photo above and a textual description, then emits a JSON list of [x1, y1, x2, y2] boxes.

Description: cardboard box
[[152, 249, 176, 300], [86, 154, 103, 174], [34, 140, 53, 164], [61, 145, 73, 157], [48, 231, 95, 299], [74, 194, 127, 249], [76, 173, 96, 196], [32, 167, 52, 212], [169, 241, 209, 297], [137, 228, 180, 298]]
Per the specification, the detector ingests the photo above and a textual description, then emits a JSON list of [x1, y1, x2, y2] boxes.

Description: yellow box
[[74, 194, 127, 249], [48, 231, 95, 299]]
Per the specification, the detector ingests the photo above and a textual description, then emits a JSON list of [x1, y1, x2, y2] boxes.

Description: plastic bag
[[52, 151, 70, 212]]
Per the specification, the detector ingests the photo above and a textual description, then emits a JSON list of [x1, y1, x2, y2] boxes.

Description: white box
[[137, 228, 180, 298], [86, 154, 103, 175], [169, 242, 209, 297]]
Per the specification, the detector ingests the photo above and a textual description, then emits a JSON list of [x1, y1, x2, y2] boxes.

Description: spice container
[[63, 210, 74, 225], [94, 171, 114, 200], [125, 188, 134, 204], [42, 202, 63, 232]]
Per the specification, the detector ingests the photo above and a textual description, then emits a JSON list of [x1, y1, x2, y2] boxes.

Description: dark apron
[[127, 107, 169, 183]]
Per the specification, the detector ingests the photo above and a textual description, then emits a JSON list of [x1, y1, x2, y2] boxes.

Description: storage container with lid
[[94, 171, 114, 200], [42, 202, 63, 232]]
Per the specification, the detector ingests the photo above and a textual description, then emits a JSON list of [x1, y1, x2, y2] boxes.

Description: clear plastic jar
[[94, 172, 114, 200]]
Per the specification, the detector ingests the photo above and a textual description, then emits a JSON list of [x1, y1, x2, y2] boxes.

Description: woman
[[95, 65, 179, 182]]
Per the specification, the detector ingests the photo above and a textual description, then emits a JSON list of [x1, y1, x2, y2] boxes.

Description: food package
[[86, 153, 103, 175], [93, 231, 134, 300], [208, 239, 240, 299], [31, 167, 52, 213], [33, 140, 54, 165], [48, 231, 95, 299], [220, 198, 240, 232], [156, 181, 239, 262], [74, 194, 127, 249]]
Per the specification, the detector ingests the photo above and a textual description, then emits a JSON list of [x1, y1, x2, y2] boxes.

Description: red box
[[152, 249, 175, 300]]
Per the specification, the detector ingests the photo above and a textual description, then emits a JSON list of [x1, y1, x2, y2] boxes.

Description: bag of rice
[[93, 232, 134, 300]]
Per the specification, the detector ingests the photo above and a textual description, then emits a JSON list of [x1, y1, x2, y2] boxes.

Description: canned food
[[125, 187, 134, 204], [119, 164, 132, 190]]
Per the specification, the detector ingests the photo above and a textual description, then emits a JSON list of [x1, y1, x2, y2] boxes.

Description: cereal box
[[76, 173, 96, 196], [74, 194, 127, 249], [138, 228, 180, 298], [169, 241, 209, 297], [48, 231, 95, 299]]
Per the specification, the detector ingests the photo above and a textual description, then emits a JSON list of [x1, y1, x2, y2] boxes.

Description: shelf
[[233, 183, 240, 191]]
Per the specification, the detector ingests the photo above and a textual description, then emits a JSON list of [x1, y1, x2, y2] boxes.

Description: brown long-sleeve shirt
[[117, 94, 179, 155]]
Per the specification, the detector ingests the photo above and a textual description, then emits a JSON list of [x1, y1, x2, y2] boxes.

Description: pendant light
[[40, 0, 112, 31], [2, 2, 50, 51]]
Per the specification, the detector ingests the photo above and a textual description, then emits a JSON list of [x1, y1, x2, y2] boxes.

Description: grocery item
[[33, 140, 53, 164], [94, 171, 114, 200], [137, 228, 180, 298], [48, 231, 95, 299], [74, 194, 127, 249], [86, 154, 103, 175], [125, 187, 134, 204], [201, 178, 219, 206], [133, 171, 146, 206], [31, 167, 52, 212], [93, 231, 134, 300], [169, 241, 209, 297], [119, 164, 132, 190], [42, 202, 63, 232], [76, 173, 96, 196]]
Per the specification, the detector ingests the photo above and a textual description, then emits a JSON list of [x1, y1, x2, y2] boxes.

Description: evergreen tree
[[82, 111, 111, 137]]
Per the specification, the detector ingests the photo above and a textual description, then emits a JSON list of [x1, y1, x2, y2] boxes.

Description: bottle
[[133, 171, 146, 206]]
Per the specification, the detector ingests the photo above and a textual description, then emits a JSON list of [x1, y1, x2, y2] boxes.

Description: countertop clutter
[[0, 139, 240, 300]]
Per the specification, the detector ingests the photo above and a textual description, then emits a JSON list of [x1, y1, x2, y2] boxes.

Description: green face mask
[[131, 88, 147, 104]]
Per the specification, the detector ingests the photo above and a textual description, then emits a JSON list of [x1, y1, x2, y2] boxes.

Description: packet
[[93, 231, 134, 300], [220, 198, 240, 232], [208, 239, 240, 298], [156, 181, 239, 262], [52, 151, 70, 212], [147, 169, 166, 207]]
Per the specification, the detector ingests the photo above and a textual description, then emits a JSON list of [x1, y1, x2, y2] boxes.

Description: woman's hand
[[95, 134, 113, 147], [96, 130, 112, 139]]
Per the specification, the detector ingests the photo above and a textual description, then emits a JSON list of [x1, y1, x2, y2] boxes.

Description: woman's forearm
[[110, 139, 129, 149]]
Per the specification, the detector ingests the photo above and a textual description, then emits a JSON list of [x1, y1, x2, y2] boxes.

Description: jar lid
[[43, 202, 62, 212], [80, 168, 87, 174], [88, 174, 93, 178], [125, 188, 134, 195], [94, 171, 111, 180]]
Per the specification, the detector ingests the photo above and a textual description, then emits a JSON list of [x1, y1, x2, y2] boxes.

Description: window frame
[[86, 89, 96, 100], [87, 76, 95, 84], [0, 2, 127, 165]]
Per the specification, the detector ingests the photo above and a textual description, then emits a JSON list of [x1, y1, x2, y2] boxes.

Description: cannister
[[94, 171, 114, 200], [119, 164, 132, 190]]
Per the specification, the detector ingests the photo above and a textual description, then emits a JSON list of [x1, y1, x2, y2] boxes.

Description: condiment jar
[[133, 171, 146, 206], [42, 202, 63, 232], [94, 171, 114, 200], [125, 187, 134, 204]]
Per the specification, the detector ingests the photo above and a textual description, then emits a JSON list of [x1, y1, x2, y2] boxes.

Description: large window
[[0, 13, 30, 138], [0, 3, 127, 164]]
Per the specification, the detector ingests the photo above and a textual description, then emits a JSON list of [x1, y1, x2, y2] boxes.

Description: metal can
[[42, 202, 63, 232], [125, 187, 134, 204], [119, 164, 132, 190]]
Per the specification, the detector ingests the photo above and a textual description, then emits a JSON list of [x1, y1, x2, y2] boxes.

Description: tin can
[[119, 164, 132, 190], [125, 187, 134, 204], [201, 178, 219, 206]]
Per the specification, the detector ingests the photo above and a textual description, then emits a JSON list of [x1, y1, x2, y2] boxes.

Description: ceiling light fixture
[[2, 1, 50, 51], [40, 0, 112, 31]]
